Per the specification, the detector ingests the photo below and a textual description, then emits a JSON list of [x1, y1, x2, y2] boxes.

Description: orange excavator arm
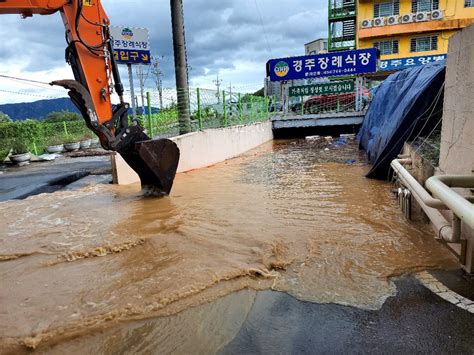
[[0, 0, 180, 195]]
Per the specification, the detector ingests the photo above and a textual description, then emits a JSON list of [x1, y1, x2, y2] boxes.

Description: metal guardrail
[[269, 78, 372, 118]]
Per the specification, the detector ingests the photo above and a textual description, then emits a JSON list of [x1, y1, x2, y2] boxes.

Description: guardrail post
[[250, 95, 254, 120], [63, 121, 68, 136], [197, 88, 202, 130], [146, 92, 153, 137], [301, 96, 304, 115], [266, 96, 270, 118], [223, 90, 227, 125], [238, 93, 243, 122]]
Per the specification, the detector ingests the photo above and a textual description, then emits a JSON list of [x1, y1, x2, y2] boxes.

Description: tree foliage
[[0, 111, 12, 122], [252, 88, 264, 97], [44, 110, 82, 123]]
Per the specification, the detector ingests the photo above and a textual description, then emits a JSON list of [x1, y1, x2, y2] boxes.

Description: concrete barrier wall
[[439, 24, 474, 175], [112, 121, 273, 185], [437, 24, 474, 272]]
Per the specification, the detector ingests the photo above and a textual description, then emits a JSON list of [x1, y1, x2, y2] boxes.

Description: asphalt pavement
[[0, 155, 111, 201], [221, 276, 474, 354]]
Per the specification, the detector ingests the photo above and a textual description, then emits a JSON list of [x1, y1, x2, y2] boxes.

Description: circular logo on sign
[[122, 28, 134, 40], [274, 61, 290, 78]]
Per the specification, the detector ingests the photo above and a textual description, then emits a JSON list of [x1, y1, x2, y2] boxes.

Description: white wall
[[112, 121, 273, 185]]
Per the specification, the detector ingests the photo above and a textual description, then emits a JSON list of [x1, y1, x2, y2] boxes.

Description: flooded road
[[0, 139, 457, 353]]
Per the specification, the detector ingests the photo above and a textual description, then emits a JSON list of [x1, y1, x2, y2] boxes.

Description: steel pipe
[[426, 175, 474, 230], [404, 189, 412, 220], [391, 159, 447, 210], [391, 159, 461, 243]]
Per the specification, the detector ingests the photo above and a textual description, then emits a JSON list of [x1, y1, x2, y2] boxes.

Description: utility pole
[[151, 56, 164, 110], [213, 74, 222, 103], [127, 64, 137, 120], [136, 64, 147, 115], [170, 0, 191, 134]]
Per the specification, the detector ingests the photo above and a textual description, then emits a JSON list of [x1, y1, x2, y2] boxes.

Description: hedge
[[0, 119, 90, 160]]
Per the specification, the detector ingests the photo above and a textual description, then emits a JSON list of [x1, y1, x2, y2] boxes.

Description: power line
[[0, 74, 51, 86], [0, 88, 64, 99], [0, 73, 66, 92], [253, 0, 273, 57], [414, 117, 443, 155], [0, 78, 65, 93]]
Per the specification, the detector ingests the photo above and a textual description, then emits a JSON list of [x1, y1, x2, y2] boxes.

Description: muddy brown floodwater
[[0, 139, 457, 353]]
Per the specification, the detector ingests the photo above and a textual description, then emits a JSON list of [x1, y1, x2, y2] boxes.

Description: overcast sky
[[0, 0, 327, 104]]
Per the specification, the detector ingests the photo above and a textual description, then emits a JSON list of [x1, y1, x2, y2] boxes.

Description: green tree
[[253, 88, 264, 97], [0, 111, 12, 122], [241, 94, 253, 103], [44, 110, 82, 123]]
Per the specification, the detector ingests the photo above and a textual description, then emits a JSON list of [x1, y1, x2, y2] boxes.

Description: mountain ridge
[[0, 98, 78, 121]]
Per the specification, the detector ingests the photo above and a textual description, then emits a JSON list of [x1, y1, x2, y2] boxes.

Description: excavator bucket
[[50, 80, 179, 196], [117, 126, 180, 196]]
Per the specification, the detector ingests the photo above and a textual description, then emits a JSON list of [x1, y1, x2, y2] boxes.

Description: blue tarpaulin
[[358, 60, 446, 179]]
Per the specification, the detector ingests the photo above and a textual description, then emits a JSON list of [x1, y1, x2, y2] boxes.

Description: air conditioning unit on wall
[[361, 19, 374, 28], [374, 17, 386, 27], [415, 12, 430, 22], [387, 15, 400, 25], [401, 14, 414, 23], [431, 10, 444, 20]]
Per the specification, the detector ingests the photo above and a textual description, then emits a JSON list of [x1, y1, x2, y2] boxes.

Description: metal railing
[[328, 4, 356, 20], [138, 87, 272, 138], [269, 78, 372, 117]]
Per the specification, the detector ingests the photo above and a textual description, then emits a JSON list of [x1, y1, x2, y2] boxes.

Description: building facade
[[357, 0, 474, 71], [328, 0, 357, 52], [305, 38, 329, 55]]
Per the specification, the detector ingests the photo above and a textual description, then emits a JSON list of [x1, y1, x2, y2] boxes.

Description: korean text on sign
[[267, 48, 378, 82], [379, 54, 447, 71], [113, 50, 151, 64], [289, 81, 355, 97], [109, 26, 151, 65]]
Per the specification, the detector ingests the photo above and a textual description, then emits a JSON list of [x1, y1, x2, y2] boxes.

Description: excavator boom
[[0, 0, 179, 195]]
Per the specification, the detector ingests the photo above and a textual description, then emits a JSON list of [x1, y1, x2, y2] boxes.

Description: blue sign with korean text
[[379, 54, 447, 71], [267, 48, 377, 82], [110, 26, 151, 65], [113, 49, 151, 64]]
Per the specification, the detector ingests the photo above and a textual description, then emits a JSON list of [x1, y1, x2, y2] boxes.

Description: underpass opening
[[272, 124, 361, 139]]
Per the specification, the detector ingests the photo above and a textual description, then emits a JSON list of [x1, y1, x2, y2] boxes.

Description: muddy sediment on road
[[0, 139, 457, 352]]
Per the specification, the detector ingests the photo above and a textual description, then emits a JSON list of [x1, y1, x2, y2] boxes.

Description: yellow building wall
[[441, 0, 474, 20], [357, 0, 474, 60], [358, 30, 456, 60], [358, 0, 474, 24]]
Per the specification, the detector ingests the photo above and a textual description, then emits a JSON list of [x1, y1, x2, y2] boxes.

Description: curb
[[416, 271, 474, 313]]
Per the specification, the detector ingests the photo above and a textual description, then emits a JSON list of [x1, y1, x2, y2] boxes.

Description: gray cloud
[[0, 0, 327, 103]]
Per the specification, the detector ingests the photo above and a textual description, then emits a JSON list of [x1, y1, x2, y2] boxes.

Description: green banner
[[289, 81, 355, 97]]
